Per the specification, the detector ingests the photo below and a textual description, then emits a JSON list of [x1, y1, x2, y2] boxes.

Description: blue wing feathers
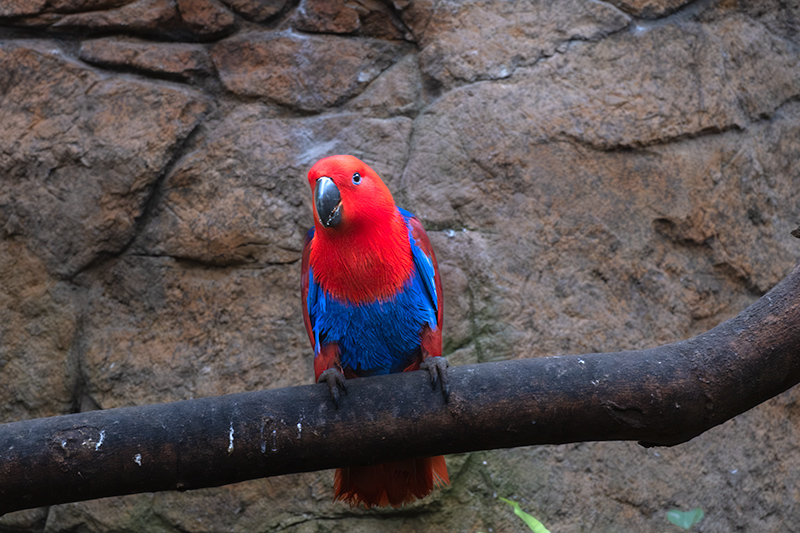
[[409, 233, 438, 327], [306, 267, 321, 354], [399, 208, 437, 323]]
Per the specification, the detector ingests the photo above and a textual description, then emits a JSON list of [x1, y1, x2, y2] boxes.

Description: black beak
[[314, 176, 342, 228]]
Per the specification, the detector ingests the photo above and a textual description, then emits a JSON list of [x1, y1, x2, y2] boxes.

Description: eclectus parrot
[[301, 154, 450, 508]]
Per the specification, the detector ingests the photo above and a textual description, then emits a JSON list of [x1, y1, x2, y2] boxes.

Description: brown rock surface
[[292, 0, 408, 40], [25, 0, 236, 39], [79, 37, 214, 80], [176, 0, 235, 39], [412, 0, 631, 87], [46, 1, 136, 12], [345, 52, 422, 116], [0, 0, 46, 17], [76, 255, 308, 409], [50, 0, 182, 34], [1, 0, 800, 532], [0, 42, 211, 279], [443, 16, 800, 151], [0, 240, 78, 423], [609, 0, 691, 18], [292, 0, 361, 34], [211, 31, 405, 111], [218, 0, 286, 22]]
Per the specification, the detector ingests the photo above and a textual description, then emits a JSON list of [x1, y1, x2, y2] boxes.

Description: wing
[[301, 227, 316, 350], [302, 227, 343, 381], [399, 208, 443, 358]]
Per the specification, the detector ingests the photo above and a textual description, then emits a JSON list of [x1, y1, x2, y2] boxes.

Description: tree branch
[[2, 261, 799, 516]]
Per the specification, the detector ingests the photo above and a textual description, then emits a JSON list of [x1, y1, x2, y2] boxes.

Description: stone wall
[[1, 0, 799, 531]]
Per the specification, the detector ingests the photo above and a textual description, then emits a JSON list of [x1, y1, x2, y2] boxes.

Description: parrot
[[301, 154, 450, 508]]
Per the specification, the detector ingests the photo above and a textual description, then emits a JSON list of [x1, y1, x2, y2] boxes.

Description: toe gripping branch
[[318, 367, 348, 408], [421, 357, 450, 402]]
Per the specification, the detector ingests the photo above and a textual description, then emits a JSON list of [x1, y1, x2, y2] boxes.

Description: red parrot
[[301, 154, 450, 508]]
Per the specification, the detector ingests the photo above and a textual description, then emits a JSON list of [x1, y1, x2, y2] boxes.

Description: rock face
[[0, 42, 211, 279], [211, 32, 407, 111], [1, 0, 800, 531]]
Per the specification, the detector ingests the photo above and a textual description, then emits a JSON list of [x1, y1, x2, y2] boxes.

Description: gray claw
[[420, 357, 450, 403], [318, 368, 347, 408]]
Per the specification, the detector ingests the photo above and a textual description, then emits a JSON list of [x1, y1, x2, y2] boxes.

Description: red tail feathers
[[333, 456, 449, 508]]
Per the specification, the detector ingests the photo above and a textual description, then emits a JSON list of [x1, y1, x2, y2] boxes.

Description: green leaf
[[666, 508, 705, 529], [499, 497, 551, 533]]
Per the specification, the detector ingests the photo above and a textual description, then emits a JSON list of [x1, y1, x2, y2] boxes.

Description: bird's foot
[[318, 368, 348, 408], [420, 356, 450, 403]]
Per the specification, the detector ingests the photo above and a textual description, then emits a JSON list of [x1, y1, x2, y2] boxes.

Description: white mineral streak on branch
[[95, 430, 105, 451]]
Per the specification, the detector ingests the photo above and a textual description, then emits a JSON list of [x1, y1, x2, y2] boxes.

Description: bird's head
[[307, 155, 397, 234]]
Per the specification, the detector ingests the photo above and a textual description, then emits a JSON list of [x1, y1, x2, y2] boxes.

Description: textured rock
[[355, 0, 409, 40], [36, 0, 235, 38], [0, 240, 78, 423], [0, 0, 46, 17], [218, 0, 286, 22], [0, 42, 211, 278], [293, 0, 360, 34], [0, 507, 47, 532], [211, 31, 404, 111], [413, 0, 631, 87], [730, 0, 800, 46], [76, 256, 308, 410], [51, 0, 181, 34], [609, 0, 691, 18], [293, 0, 408, 39], [79, 37, 214, 80], [176, 0, 235, 39], [410, 17, 800, 152], [1, 0, 800, 532], [345, 52, 422, 116], [47, 0, 136, 12]]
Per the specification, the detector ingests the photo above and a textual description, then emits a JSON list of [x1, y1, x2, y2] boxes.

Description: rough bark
[[1, 260, 798, 517]]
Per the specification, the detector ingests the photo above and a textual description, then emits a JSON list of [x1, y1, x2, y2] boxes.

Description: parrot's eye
[[352, 172, 362, 185]]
